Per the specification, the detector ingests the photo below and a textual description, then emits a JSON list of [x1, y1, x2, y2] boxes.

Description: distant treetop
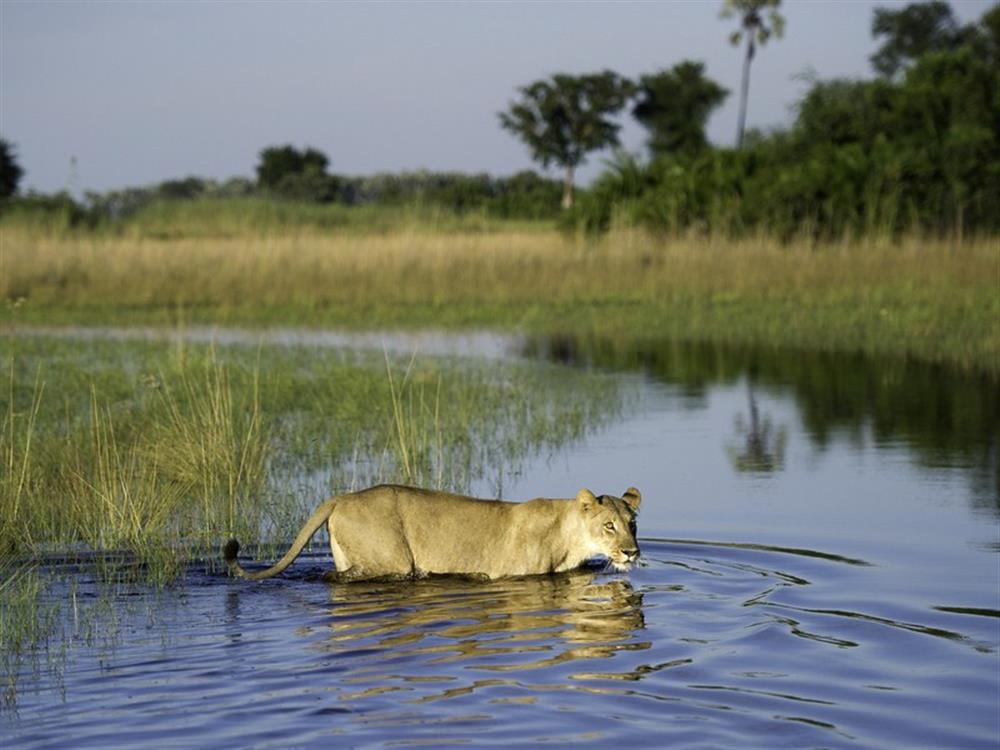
[[256, 145, 330, 189], [870, 1, 966, 78], [0, 138, 25, 199]]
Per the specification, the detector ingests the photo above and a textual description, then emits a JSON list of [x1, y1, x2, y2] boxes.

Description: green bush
[[567, 30, 999, 240], [0, 192, 97, 231]]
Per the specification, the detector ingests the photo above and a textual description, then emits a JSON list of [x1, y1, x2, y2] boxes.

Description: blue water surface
[[4, 334, 998, 749]]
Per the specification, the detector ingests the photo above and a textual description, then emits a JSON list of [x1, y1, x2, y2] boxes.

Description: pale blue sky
[[1, 0, 992, 194]]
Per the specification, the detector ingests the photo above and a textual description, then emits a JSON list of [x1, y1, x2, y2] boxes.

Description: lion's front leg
[[322, 568, 366, 584]]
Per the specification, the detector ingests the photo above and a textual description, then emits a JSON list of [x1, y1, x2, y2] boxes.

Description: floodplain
[[1, 216, 998, 747]]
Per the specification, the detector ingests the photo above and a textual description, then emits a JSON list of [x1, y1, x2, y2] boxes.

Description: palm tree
[[720, 0, 785, 149]]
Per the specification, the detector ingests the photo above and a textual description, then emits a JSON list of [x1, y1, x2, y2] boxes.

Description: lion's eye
[[604, 521, 616, 533]]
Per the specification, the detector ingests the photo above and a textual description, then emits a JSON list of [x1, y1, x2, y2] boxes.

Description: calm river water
[[4, 333, 998, 749]]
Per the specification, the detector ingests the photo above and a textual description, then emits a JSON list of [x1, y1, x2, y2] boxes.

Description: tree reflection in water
[[524, 334, 998, 508], [728, 381, 787, 473]]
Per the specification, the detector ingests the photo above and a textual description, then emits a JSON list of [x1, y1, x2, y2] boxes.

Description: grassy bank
[[2, 226, 998, 373]]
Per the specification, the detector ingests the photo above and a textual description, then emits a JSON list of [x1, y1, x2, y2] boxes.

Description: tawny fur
[[224, 484, 641, 582]]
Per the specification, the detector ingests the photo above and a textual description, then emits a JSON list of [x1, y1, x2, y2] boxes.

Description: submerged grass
[[2, 226, 997, 373], [0, 559, 57, 704]]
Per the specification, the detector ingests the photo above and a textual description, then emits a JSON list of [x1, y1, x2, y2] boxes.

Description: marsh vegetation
[[2, 334, 996, 746], [3, 335, 623, 558], [0, 334, 623, 688], [3, 224, 997, 373]]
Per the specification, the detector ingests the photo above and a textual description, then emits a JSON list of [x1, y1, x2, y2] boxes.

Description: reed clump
[[0, 351, 270, 581]]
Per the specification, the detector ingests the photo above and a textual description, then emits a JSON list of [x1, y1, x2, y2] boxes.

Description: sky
[[0, 0, 993, 195]]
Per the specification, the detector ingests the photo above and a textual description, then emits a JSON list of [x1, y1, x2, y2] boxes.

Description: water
[[4, 335, 999, 749], [0, 324, 521, 360]]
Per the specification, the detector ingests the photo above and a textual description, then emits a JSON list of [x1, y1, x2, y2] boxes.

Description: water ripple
[[5, 540, 998, 749]]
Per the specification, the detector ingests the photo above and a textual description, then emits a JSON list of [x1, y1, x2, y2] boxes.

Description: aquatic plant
[[0, 558, 57, 704]]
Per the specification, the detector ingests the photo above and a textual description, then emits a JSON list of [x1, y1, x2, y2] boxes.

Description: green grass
[[0, 336, 623, 571], [0, 196, 554, 239]]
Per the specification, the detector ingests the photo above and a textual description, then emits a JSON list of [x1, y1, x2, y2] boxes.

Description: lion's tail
[[224, 496, 339, 581]]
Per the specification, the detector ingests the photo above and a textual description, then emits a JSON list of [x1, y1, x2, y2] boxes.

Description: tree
[[499, 71, 634, 209], [720, 0, 785, 149], [792, 77, 896, 149], [0, 138, 25, 199], [256, 144, 330, 190], [632, 61, 729, 158], [255, 144, 338, 202], [870, 1, 965, 78], [157, 176, 209, 200], [982, 4, 1000, 65]]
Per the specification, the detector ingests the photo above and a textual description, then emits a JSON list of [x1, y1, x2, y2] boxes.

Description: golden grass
[[2, 226, 998, 371]]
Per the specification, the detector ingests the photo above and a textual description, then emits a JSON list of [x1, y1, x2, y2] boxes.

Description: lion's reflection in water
[[310, 571, 648, 702]]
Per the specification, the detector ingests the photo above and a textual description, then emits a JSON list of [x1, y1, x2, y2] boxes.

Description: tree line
[[497, 0, 786, 211], [499, 0, 999, 238], [1, 1, 997, 238], [0, 152, 566, 226]]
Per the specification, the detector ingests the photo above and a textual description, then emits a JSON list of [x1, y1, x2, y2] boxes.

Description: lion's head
[[576, 487, 641, 571]]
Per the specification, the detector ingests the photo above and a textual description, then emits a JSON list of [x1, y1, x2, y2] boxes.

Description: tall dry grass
[[1, 225, 992, 304], [2, 226, 998, 370]]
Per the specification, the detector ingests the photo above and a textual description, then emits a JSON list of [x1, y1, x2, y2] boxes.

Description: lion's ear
[[622, 487, 641, 512], [576, 488, 597, 511]]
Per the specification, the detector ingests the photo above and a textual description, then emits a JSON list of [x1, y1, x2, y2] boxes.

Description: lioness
[[224, 484, 641, 582]]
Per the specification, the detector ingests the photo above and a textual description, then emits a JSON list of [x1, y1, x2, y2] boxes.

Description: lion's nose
[[623, 547, 639, 561]]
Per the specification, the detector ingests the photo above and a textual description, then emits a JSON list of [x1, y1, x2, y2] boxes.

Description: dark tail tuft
[[223, 538, 240, 565]]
